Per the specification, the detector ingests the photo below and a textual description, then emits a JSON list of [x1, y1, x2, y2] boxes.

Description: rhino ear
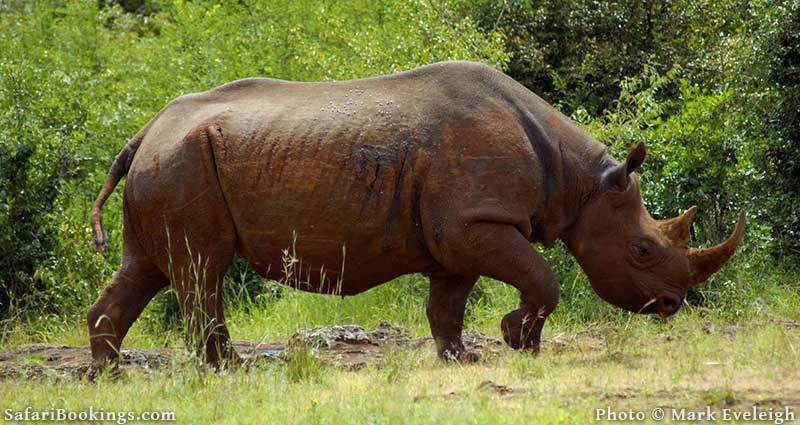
[[603, 143, 646, 191]]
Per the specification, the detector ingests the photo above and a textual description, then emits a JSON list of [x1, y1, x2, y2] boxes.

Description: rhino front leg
[[501, 305, 549, 351], [497, 242, 560, 352], [436, 222, 560, 353], [427, 274, 479, 362]]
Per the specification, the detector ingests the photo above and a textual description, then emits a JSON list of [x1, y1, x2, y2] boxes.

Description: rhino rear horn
[[659, 206, 697, 246], [687, 211, 746, 286]]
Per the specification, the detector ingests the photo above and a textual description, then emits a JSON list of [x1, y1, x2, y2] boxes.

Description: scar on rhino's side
[[151, 154, 159, 178], [163, 188, 213, 213]]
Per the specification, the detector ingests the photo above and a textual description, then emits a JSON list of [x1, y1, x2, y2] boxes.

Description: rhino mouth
[[637, 297, 658, 314], [637, 295, 682, 317]]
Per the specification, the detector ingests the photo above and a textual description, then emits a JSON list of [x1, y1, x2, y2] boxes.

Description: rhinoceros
[[88, 61, 744, 373]]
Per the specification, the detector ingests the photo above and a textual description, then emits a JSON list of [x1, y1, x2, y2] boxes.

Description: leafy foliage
[[0, 0, 797, 325]]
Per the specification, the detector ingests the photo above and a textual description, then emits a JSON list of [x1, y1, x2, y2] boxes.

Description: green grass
[[1, 269, 798, 424], [1, 310, 798, 424]]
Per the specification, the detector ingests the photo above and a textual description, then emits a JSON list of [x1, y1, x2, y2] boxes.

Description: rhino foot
[[501, 308, 545, 352], [439, 346, 480, 363], [86, 362, 123, 382]]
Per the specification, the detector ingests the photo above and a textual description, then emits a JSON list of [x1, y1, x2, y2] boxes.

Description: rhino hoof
[[440, 348, 480, 363], [86, 363, 122, 382], [501, 309, 541, 351]]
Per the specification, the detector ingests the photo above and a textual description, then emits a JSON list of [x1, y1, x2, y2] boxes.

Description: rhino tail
[[91, 135, 143, 254]]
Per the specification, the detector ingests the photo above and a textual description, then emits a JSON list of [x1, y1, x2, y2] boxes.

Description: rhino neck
[[559, 144, 623, 253], [533, 111, 612, 247], [503, 85, 617, 247]]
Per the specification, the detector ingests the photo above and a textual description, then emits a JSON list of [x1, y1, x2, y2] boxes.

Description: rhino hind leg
[[167, 248, 239, 369], [426, 274, 479, 362], [92, 120, 241, 372], [157, 124, 241, 369], [87, 256, 168, 380]]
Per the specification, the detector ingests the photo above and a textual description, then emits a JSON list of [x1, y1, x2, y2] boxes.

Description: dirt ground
[[2, 320, 799, 406], [2, 320, 799, 418], [0, 321, 508, 380]]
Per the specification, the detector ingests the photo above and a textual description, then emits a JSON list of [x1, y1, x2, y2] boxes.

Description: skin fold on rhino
[[87, 61, 745, 375]]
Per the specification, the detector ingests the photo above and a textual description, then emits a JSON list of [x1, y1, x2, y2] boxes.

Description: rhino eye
[[629, 240, 660, 267]]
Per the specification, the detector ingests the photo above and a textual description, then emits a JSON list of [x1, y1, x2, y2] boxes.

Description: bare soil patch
[[0, 321, 506, 380]]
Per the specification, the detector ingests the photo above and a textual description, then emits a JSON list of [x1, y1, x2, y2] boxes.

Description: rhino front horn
[[687, 210, 746, 286]]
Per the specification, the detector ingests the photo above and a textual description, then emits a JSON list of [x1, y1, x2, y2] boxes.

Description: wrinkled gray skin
[[88, 61, 744, 376]]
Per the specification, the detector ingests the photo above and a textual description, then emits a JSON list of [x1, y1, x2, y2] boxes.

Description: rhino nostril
[[658, 295, 681, 316]]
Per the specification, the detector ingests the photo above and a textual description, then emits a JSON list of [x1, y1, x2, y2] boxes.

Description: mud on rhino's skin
[[87, 60, 746, 373]]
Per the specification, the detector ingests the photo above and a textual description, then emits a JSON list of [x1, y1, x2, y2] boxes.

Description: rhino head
[[563, 143, 745, 317]]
